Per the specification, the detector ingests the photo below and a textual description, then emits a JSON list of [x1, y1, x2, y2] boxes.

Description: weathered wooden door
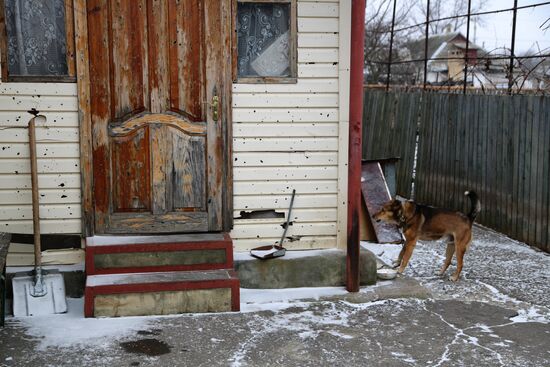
[[86, 0, 229, 234]]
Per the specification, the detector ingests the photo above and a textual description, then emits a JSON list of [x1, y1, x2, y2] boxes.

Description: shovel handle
[[28, 117, 41, 269], [278, 189, 296, 247]]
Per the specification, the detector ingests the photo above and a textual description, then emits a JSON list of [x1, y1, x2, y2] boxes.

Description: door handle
[[211, 94, 219, 122]]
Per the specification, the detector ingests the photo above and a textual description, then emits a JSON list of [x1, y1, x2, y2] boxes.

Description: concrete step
[[85, 269, 240, 317], [85, 233, 233, 275]]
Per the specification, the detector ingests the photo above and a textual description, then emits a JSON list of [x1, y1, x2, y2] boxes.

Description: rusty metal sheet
[[361, 162, 402, 244]]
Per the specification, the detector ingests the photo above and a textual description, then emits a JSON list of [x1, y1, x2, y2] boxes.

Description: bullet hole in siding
[[15, 171, 18, 174], [40, 194, 44, 197], [61, 195, 67, 198], [12, 96, 15, 100], [235, 210, 284, 220], [260, 160, 263, 163], [306, 62, 315, 65], [332, 62, 338, 66], [286, 235, 301, 242], [281, 221, 293, 229], [58, 183, 65, 187], [234, 157, 238, 161]]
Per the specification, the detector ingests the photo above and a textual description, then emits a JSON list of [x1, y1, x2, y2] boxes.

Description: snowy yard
[[1, 225, 549, 367]]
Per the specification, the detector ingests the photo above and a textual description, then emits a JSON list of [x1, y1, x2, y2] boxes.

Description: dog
[[373, 191, 480, 281]]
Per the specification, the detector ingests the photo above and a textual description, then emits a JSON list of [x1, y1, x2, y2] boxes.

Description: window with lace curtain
[[235, 0, 296, 83], [0, 0, 75, 82]]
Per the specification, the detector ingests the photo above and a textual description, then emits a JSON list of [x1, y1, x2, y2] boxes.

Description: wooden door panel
[[88, 0, 227, 234], [171, 132, 206, 210], [112, 127, 151, 212], [111, 0, 148, 118], [168, 0, 203, 119]]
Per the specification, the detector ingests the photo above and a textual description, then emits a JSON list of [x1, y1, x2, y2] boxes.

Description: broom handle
[[29, 117, 41, 269]]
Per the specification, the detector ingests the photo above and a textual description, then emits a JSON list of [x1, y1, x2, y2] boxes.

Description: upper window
[[235, 0, 296, 83], [1, 0, 75, 81]]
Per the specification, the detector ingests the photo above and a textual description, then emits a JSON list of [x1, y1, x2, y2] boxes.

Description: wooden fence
[[363, 89, 550, 253]]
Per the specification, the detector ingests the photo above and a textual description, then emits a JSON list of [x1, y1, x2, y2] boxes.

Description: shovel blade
[[12, 270, 67, 317], [250, 245, 286, 260]]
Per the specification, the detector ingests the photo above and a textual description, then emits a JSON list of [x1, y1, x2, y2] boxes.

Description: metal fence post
[[508, 0, 518, 94], [423, 0, 430, 89], [463, 0, 472, 94], [386, 0, 397, 91]]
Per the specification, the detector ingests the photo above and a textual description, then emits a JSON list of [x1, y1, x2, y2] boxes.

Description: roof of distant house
[[407, 31, 481, 61]]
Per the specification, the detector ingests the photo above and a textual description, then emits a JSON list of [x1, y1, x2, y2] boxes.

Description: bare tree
[[364, 0, 417, 84], [413, 0, 488, 35], [364, 0, 489, 85]]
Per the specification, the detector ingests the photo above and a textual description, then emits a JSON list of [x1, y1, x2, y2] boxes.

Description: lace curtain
[[236, 2, 290, 77], [4, 0, 68, 76]]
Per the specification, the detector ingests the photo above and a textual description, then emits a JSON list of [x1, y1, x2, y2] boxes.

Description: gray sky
[[470, 0, 550, 54], [367, 0, 550, 55]]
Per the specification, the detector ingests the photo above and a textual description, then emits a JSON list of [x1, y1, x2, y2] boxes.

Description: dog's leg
[[439, 240, 455, 275], [450, 233, 470, 281], [397, 239, 417, 274], [393, 244, 406, 268]]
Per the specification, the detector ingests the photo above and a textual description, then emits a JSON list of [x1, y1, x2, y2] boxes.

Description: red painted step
[[85, 269, 240, 317], [85, 233, 233, 275]]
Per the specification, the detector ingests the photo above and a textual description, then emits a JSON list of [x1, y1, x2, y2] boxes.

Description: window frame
[[232, 0, 297, 84], [0, 0, 76, 83]]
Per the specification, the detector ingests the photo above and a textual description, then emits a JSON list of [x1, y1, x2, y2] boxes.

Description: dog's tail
[[464, 191, 480, 222]]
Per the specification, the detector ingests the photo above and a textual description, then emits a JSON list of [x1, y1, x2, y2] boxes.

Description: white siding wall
[[231, 0, 348, 251], [0, 83, 81, 234], [0, 0, 351, 247]]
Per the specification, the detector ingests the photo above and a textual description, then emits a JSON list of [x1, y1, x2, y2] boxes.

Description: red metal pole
[[346, 0, 366, 292]]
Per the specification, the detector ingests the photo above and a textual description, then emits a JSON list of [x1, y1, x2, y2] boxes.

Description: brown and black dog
[[373, 191, 480, 281]]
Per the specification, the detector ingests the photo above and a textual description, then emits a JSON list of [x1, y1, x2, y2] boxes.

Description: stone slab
[[94, 288, 232, 317], [235, 249, 377, 288]]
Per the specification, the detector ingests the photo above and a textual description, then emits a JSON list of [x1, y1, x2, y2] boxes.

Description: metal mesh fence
[[364, 0, 550, 94]]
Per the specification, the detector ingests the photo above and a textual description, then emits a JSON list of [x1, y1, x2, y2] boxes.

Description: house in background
[[406, 30, 546, 90], [407, 31, 480, 86], [0, 0, 364, 316]]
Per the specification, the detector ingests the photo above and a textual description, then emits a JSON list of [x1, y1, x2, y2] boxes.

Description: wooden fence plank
[[529, 96, 540, 246], [363, 87, 549, 252]]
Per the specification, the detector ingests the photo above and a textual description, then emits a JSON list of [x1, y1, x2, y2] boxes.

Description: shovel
[[12, 114, 67, 317], [250, 189, 296, 260]]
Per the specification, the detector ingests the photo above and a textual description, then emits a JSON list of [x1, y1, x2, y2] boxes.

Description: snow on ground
[[4, 225, 548, 365], [14, 298, 154, 350], [362, 224, 550, 322]]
